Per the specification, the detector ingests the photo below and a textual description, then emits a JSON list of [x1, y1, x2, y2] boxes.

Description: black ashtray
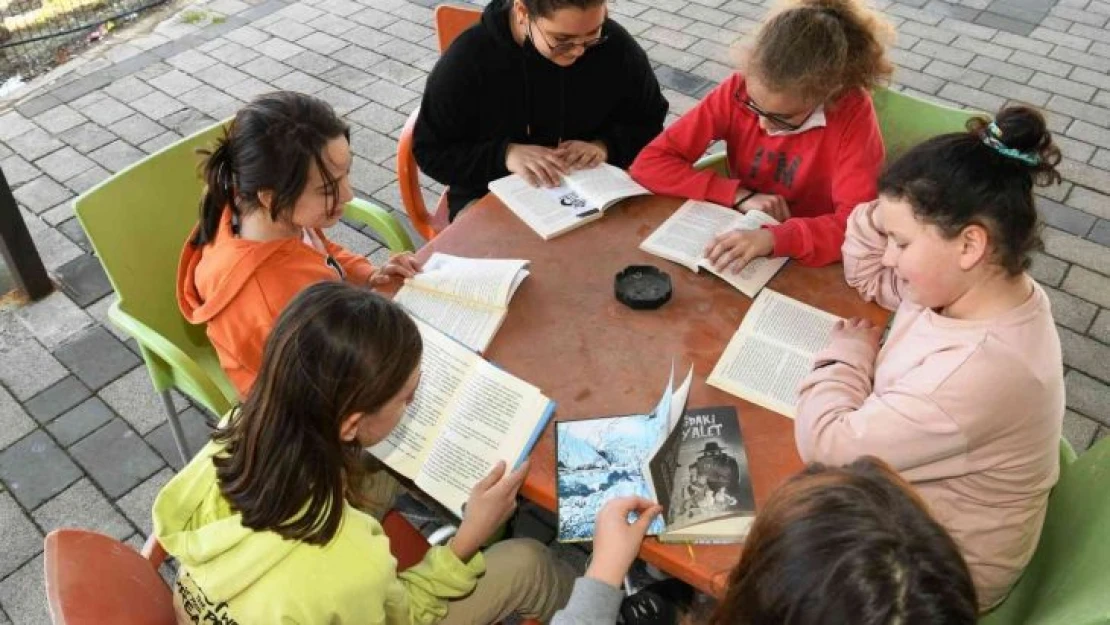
[[615, 265, 672, 310]]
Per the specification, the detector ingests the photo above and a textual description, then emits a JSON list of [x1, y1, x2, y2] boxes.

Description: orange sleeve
[[318, 230, 376, 285]]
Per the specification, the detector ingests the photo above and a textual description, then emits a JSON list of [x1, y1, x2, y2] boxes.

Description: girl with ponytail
[[177, 91, 421, 398], [630, 0, 894, 272], [796, 105, 1065, 610]]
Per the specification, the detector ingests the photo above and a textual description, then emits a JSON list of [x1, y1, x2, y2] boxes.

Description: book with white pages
[[640, 199, 789, 298], [488, 163, 651, 240], [393, 253, 530, 353], [708, 290, 842, 419], [368, 318, 555, 518]]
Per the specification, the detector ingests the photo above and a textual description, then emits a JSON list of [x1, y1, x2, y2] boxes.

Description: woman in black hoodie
[[413, 0, 668, 220]]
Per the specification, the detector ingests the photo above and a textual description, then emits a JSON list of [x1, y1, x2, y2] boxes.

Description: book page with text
[[708, 290, 841, 418], [415, 359, 551, 516], [367, 320, 472, 478], [394, 287, 505, 353], [640, 200, 739, 271], [407, 253, 530, 309], [489, 174, 599, 239], [564, 163, 650, 209]]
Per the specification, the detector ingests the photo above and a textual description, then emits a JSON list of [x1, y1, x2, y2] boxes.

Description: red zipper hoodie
[[629, 73, 884, 266], [176, 208, 375, 398]]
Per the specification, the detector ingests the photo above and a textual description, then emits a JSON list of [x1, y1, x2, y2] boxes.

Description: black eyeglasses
[[528, 18, 608, 56], [733, 88, 813, 132]]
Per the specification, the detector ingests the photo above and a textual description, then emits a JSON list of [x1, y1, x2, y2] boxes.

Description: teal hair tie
[[982, 121, 1041, 166]]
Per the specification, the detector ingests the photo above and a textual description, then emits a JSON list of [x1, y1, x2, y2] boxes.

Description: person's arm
[[594, 34, 668, 169], [629, 76, 742, 206], [391, 545, 487, 625], [842, 200, 906, 311], [766, 96, 885, 266], [413, 43, 512, 189], [795, 331, 972, 476], [319, 233, 376, 285], [551, 578, 625, 625]]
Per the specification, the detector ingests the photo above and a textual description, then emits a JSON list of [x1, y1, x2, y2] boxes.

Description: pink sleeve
[[768, 95, 884, 266], [842, 200, 905, 311], [794, 336, 969, 477], [629, 77, 742, 206]]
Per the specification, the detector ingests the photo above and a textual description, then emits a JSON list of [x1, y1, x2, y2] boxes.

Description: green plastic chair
[[978, 436, 1109, 625], [692, 85, 983, 173], [74, 121, 415, 464]]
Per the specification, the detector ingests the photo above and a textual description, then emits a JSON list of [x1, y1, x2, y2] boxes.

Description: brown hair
[[707, 457, 977, 625], [746, 0, 895, 102], [879, 105, 1062, 275], [192, 91, 350, 247], [212, 282, 422, 545]]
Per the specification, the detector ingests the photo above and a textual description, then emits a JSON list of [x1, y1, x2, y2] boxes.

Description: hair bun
[[970, 105, 1062, 187]]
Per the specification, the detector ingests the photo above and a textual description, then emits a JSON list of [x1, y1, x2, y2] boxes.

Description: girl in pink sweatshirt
[[795, 105, 1065, 611]]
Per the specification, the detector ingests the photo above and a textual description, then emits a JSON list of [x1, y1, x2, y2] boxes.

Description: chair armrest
[[107, 301, 235, 416], [343, 198, 416, 253]]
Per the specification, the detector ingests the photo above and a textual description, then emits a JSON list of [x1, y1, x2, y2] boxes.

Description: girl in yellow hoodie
[[153, 282, 574, 624]]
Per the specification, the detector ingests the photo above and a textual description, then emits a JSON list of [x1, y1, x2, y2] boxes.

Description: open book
[[640, 200, 788, 298], [708, 290, 841, 419], [488, 163, 650, 240], [646, 406, 754, 543], [555, 366, 692, 542], [393, 253, 530, 353], [368, 318, 554, 517]]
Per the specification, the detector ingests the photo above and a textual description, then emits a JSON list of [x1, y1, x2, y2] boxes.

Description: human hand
[[737, 193, 790, 222], [506, 143, 567, 187], [369, 252, 421, 286], [555, 140, 607, 171], [704, 228, 776, 274], [831, 317, 884, 353], [585, 497, 662, 587], [451, 460, 529, 561]]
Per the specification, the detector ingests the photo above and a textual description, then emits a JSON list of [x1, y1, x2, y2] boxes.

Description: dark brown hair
[[746, 0, 894, 102], [519, 0, 606, 18], [212, 281, 422, 545], [879, 105, 1062, 275], [708, 457, 977, 625], [192, 91, 350, 246]]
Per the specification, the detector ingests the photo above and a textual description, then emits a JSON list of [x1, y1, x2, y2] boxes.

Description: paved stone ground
[[1, 0, 1110, 620]]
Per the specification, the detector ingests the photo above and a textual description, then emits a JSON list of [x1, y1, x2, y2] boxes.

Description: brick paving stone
[[70, 419, 164, 498], [348, 101, 407, 134], [4, 127, 64, 162], [0, 431, 82, 509], [33, 478, 133, 540], [110, 114, 167, 146], [1059, 158, 1110, 195], [1088, 219, 1110, 247], [101, 75, 156, 103], [129, 89, 188, 121], [0, 494, 42, 583], [61, 164, 111, 195], [0, 387, 35, 451], [256, 36, 306, 60], [286, 49, 340, 75], [0, 555, 48, 625], [1060, 327, 1110, 384], [72, 94, 135, 127], [1066, 370, 1110, 424], [23, 376, 92, 425], [140, 131, 184, 154], [1064, 266, 1110, 309], [167, 49, 219, 73], [149, 69, 206, 97], [0, 111, 37, 142], [1045, 285, 1099, 333], [273, 70, 332, 94], [54, 255, 113, 309], [1037, 197, 1097, 237], [35, 147, 96, 184], [115, 467, 174, 536], [0, 155, 37, 186], [14, 291, 93, 351], [1066, 186, 1110, 221], [1044, 227, 1110, 275], [12, 177, 71, 215], [160, 108, 219, 137], [97, 366, 187, 435], [1063, 409, 1100, 451], [87, 140, 146, 174], [52, 326, 141, 390], [33, 104, 86, 134], [60, 122, 117, 153], [45, 395, 116, 447]]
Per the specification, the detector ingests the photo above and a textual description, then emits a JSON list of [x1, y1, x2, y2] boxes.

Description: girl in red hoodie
[[177, 92, 420, 399], [629, 0, 893, 271]]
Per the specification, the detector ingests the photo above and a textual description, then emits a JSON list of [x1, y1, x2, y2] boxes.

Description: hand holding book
[[585, 497, 663, 587], [452, 459, 531, 562]]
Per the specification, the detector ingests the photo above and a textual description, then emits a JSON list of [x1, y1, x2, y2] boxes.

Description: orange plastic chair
[[43, 529, 175, 625], [397, 4, 483, 241]]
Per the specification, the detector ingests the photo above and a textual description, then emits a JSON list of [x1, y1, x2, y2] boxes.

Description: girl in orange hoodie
[[177, 91, 421, 398]]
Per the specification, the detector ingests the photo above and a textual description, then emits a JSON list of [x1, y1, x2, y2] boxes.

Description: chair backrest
[[74, 123, 226, 372], [44, 529, 176, 625], [871, 86, 983, 163], [979, 437, 1110, 625], [435, 4, 482, 53]]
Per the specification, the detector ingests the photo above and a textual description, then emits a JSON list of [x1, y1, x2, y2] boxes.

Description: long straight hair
[[212, 282, 422, 545], [708, 457, 978, 625]]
